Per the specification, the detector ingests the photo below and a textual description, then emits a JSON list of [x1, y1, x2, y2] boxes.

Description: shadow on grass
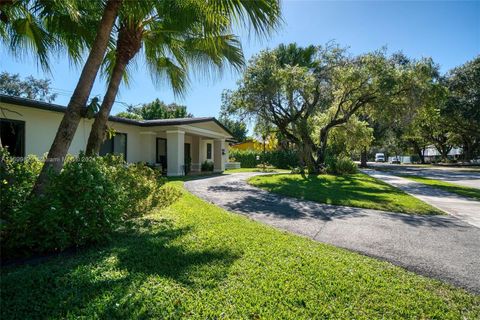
[[250, 174, 412, 208], [208, 177, 468, 229], [401, 175, 480, 201], [0, 217, 240, 319]]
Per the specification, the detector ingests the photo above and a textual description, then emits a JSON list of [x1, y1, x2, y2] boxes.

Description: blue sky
[[1, 0, 479, 118]]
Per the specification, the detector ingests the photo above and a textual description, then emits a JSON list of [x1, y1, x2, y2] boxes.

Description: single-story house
[[0, 94, 234, 176]]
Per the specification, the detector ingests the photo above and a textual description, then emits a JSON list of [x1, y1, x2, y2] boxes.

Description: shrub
[[201, 160, 214, 172], [0, 148, 42, 222], [1, 151, 182, 259], [326, 157, 358, 175], [229, 149, 299, 169]]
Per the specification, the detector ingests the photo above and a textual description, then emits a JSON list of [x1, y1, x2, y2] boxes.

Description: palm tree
[[85, 0, 262, 155], [32, 0, 122, 195]]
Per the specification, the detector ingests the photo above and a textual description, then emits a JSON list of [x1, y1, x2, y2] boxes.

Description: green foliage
[[323, 115, 374, 157], [223, 43, 435, 172], [115, 111, 142, 120], [123, 98, 192, 120], [443, 56, 480, 160], [0, 72, 57, 102], [218, 116, 248, 142], [229, 149, 299, 169], [201, 160, 214, 172], [1, 183, 477, 319], [229, 149, 258, 168], [0, 150, 181, 258], [0, 148, 43, 222], [326, 156, 358, 175]]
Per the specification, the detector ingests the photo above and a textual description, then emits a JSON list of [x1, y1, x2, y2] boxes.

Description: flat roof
[[0, 94, 234, 138]]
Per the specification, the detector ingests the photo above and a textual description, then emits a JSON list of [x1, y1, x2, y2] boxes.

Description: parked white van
[[375, 153, 385, 162]]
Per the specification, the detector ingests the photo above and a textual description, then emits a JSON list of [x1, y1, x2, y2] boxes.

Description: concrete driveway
[[369, 163, 480, 189], [185, 172, 480, 293], [362, 169, 480, 228]]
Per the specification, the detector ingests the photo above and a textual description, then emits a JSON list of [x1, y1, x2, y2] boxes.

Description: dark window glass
[[99, 132, 127, 160], [184, 143, 191, 160], [0, 119, 25, 157], [156, 138, 167, 169], [206, 143, 212, 159]]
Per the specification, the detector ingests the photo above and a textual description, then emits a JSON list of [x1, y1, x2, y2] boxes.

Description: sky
[[1, 0, 479, 118]]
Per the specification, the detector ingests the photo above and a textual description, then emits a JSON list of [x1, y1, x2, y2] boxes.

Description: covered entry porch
[[139, 118, 232, 176]]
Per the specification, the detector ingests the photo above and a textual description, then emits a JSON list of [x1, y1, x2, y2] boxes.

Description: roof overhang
[[0, 94, 234, 139]]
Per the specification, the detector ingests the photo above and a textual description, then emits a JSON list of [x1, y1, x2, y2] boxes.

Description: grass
[[248, 173, 444, 215], [224, 167, 290, 173], [400, 175, 480, 201], [1, 182, 478, 319]]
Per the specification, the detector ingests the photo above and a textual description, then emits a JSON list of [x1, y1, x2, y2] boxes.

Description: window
[[0, 119, 25, 157], [99, 133, 127, 160], [156, 138, 167, 168], [206, 143, 212, 159]]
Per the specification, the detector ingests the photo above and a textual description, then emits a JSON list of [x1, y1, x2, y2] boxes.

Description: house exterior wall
[[0, 103, 147, 162], [1, 101, 232, 176]]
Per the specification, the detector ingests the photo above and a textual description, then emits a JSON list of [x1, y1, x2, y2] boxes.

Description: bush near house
[[201, 160, 214, 172], [0, 148, 181, 259], [229, 149, 299, 169]]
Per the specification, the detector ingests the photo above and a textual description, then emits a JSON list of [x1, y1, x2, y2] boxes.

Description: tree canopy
[[0, 72, 57, 102], [116, 98, 192, 120], [222, 43, 436, 172]]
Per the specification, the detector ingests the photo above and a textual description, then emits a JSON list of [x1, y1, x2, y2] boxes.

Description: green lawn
[[1, 183, 478, 319], [248, 173, 444, 215], [401, 175, 480, 201], [224, 167, 290, 173]]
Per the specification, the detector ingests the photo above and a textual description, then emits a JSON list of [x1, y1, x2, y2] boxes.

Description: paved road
[[363, 169, 480, 228], [369, 163, 480, 189], [185, 172, 480, 293]]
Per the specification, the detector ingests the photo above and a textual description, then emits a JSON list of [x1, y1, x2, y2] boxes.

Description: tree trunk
[[360, 148, 368, 167], [314, 128, 329, 172], [411, 141, 425, 164], [86, 23, 143, 156], [462, 136, 473, 162], [32, 0, 121, 196], [85, 60, 128, 155]]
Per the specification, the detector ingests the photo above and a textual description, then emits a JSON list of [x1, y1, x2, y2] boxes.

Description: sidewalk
[[363, 169, 480, 228]]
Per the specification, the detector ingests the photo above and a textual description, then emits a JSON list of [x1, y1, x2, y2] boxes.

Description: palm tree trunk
[[85, 59, 128, 155], [85, 23, 143, 156], [32, 0, 121, 196]]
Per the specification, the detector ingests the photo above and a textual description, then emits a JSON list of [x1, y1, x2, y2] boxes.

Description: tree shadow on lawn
[[0, 218, 241, 319], [211, 175, 469, 229], [250, 174, 416, 208]]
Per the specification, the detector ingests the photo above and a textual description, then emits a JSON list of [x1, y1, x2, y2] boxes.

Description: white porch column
[[213, 139, 225, 172], [191, 135, 201, 172], [167, 130, 185, 176]]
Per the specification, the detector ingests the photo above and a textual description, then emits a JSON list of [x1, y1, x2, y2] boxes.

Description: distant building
[[423, 145, 462, 162]]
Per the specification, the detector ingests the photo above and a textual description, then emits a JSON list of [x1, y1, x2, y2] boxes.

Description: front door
[[156, 138, 167, 171]]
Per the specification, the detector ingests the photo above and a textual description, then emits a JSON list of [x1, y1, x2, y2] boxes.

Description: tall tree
[[223, 43, 434, 173], [25, 0, 123, 195], [0, 72, 57, 102], [85, 0, 281, 155], [443, 56, 480, 161], [218, 116, 247, 142], [119, 99, 193, 120]]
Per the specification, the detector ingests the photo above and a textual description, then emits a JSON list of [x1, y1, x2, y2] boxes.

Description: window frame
[[99, 132, 127, 161], [206, 142, 212, 160], [0, 118, 25, 157]]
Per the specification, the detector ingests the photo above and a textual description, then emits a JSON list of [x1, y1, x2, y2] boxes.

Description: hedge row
[[0, 148, 181, 259], [229, 149, 300, 169]]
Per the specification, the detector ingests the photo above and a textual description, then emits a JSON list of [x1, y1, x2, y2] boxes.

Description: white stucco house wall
[[0, 95, 233, 176]]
